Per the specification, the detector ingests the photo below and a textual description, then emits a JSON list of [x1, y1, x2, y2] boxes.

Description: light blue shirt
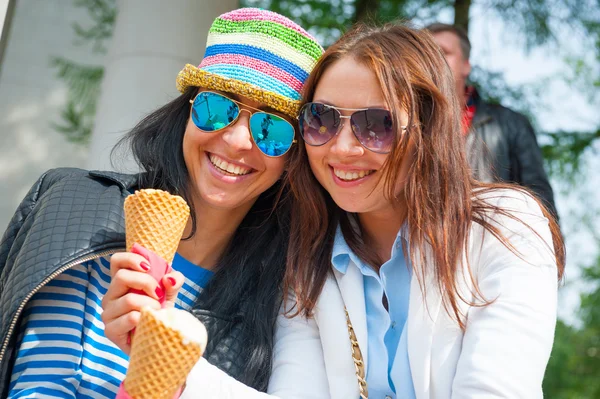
[[332, 226, 416, 399]]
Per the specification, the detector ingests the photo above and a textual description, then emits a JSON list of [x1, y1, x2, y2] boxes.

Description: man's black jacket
[[466, 90, 558, 219]]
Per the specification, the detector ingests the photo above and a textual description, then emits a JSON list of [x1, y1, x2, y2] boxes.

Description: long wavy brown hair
[[284, 22, 565, 329]]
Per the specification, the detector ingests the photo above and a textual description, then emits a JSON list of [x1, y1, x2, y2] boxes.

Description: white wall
[[0, 0, 105, 230], [0, 0, 239, 231], [88, 0, 238, 172]]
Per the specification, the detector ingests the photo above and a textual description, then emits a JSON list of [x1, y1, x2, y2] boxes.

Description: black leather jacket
[[0, 168, 269, 397], [466, 90, 558, 219]]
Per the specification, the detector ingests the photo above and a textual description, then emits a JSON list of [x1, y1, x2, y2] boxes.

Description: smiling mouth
[[333, 168, 375, 181], [209, 153, 253, 176]]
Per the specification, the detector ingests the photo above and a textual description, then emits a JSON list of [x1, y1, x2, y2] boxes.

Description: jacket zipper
[[0, 248, 122, 364]]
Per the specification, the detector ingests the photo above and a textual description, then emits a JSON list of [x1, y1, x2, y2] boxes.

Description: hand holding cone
[[121, 308, 208, 399], [116, 189, 200, 399]]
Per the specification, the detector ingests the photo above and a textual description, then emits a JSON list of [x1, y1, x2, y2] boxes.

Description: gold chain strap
[[345, 308, 369, 399]]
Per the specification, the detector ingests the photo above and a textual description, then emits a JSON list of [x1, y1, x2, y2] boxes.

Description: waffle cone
[[124, 189, 190, 264], [124, 308, 204, 399]]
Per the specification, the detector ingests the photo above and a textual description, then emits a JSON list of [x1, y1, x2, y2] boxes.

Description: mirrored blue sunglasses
[[189, 91, 296, 157]]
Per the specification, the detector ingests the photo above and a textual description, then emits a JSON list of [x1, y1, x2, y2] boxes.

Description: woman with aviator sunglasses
[[170, 22, 565, 399], [281, 22, 564, 399], [191, 91, 296, 157], [1, 8, 322, 398]]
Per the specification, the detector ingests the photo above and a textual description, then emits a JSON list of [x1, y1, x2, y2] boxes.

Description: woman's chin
[[331, 198, 366, 214], [205, 195, 250, 210]]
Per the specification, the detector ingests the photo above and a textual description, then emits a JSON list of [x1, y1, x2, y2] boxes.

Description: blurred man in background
[[426, 23, 558, 219]]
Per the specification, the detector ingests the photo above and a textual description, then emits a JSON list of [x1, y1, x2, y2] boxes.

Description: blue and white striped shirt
[[8, 252, 212, 399]]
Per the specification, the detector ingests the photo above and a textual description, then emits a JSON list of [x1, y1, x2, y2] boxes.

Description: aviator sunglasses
[[190, 91, 296, 157], [298, 102, 406, 154]]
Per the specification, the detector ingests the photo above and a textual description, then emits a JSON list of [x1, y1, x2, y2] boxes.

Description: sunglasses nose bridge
[[237, 108, 253, 117], [336, 115, 354, 140], [338, 114, 352, 128], [221, 114, 254, 152], [337, 113, 356, 134], [330, 118, 364, 157]]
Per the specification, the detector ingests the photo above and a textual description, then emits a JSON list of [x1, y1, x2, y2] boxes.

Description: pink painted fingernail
[[140, 261, 150, 271], [167, 277, 176, 287]]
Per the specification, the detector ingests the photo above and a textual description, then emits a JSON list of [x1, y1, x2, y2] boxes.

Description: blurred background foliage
[[50, 0, 115, 144], [53, 1, 600, 396]]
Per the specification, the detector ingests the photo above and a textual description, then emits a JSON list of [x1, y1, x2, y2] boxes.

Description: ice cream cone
[[123, 308, 207, 399], [124, 189, 190, 264]]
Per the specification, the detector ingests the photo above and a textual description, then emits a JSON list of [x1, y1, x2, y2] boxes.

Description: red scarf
[[462, 86, 476, 135]]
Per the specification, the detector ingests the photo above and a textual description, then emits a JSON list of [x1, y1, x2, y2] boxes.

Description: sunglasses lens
[[299, 103, 340, 146], [351, 109, 395, 153], [192, 92, 239, 132], [250, 113, 295, 157]]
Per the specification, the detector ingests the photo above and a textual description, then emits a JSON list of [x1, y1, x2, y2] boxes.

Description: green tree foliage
[[241, 0, 355, 46], [51, 0, 116, 144], [542, 129, 600, 182], [544, 250, 600, 398], [241, 0, 452, 46], [242, 0, 599, 183], [50, 58, 104, 144]]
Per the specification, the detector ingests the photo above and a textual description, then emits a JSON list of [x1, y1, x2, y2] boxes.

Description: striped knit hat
[[176, 8, 323, 118]]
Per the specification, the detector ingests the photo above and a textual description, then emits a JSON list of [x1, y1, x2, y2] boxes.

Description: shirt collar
[[331, 226, 352, 274], [331, 223, 409, 275]]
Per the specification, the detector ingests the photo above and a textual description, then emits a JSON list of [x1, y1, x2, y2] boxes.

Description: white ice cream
[[152, 307, 208, 352]]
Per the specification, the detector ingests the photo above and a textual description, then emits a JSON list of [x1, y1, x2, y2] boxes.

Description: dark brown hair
[[284, 22, 565, 329], [115, 87, 291, 389]]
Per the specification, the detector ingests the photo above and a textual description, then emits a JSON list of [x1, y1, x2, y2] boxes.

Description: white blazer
[[182, 189, 558, 399]]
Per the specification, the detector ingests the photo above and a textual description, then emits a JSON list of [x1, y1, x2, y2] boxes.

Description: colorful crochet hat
[[176, 8, 323, 118]]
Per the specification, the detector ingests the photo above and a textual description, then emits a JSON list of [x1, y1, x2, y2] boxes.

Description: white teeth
[[333, 168, 373, 181], [209, 154, 251, 176]]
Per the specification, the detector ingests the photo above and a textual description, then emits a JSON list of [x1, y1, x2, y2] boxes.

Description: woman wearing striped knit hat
[[1, 8, 322, 398]]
